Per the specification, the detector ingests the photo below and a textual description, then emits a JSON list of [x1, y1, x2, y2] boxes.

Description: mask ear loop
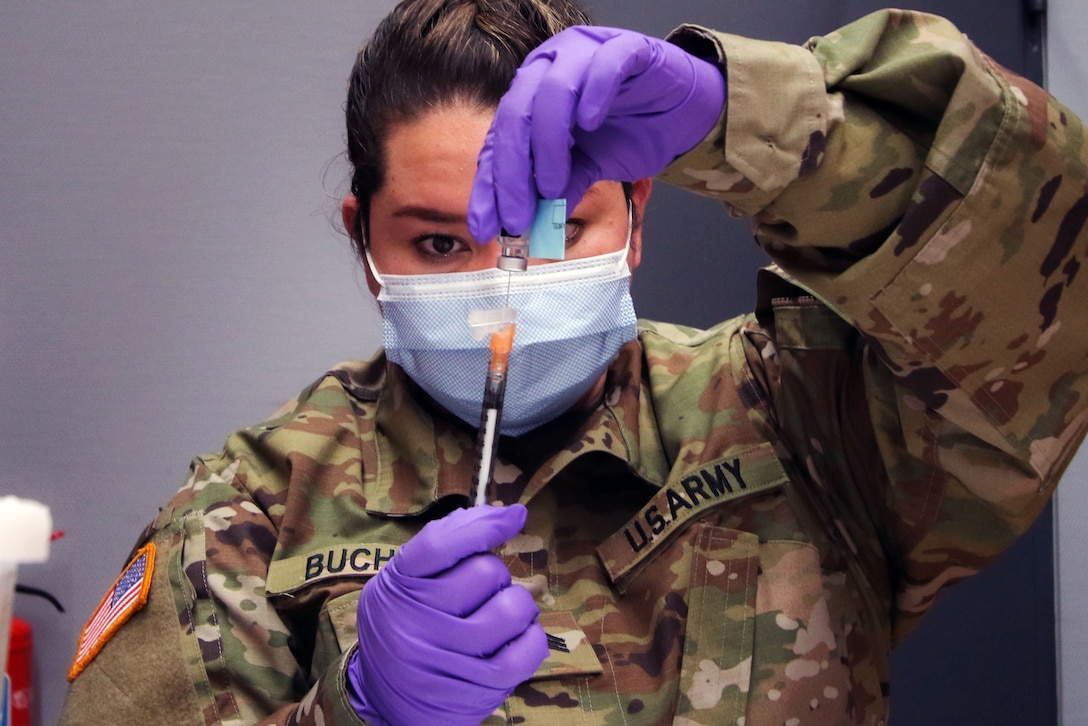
[[625, 197, 634, 250], [362, 241, 387, 290], [608, 197, 636, 275]]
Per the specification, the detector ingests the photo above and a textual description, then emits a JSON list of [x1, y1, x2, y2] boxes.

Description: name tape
[[266, 544, 400, 595], [597, 446, 788, 583]]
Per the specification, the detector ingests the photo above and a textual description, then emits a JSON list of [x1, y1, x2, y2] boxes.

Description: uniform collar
[[360, 340, 669, 517]]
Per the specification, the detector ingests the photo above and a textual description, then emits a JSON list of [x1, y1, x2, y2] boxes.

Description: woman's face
[[346, 103, 647, 293]]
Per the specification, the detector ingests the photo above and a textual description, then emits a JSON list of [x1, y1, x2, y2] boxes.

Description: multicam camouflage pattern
[[61, 9, 1088, 726]]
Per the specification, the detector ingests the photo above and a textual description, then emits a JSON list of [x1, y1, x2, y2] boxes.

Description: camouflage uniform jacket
[[60, 9, 1088, 726]]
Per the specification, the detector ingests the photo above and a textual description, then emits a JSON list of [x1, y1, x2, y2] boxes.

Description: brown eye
[[564, 220, 585, 247], [417, 235, 467, 258]]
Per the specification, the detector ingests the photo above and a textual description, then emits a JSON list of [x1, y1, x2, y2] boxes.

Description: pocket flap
[[531, 611, 603, 680]]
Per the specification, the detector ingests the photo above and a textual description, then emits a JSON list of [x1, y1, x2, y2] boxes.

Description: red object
[[6, 618, 32, 726]]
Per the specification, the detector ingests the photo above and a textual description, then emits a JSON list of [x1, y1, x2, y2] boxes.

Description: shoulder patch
[[67, 543, 155, 681]]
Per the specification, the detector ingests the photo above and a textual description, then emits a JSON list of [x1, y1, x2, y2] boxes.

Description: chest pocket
[[267, 543, 400, 683], [594, 440, 856, 724], [315, 589, 363, 682], [682, 528, 851, 725], [674, 524, 760, 723], [586, 442, 796, 723], [604, 517, 851, 725]]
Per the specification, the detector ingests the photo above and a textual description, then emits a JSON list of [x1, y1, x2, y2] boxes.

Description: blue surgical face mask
[[366, 219, 637, 436]]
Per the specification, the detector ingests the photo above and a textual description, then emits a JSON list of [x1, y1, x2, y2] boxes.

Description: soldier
[[61, 0, 1088, 724]]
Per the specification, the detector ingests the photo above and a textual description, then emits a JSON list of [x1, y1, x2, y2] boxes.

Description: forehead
[[382, 104, 493, 191]]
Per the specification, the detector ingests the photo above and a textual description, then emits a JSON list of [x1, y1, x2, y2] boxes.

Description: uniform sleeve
[[662, 10, 1088, 640], [58, 453, 369, 726]]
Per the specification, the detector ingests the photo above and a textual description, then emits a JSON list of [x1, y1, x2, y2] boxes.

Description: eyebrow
[[391, 206, 466, 224]]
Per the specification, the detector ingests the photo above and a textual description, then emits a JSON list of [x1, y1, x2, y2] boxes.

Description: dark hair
[[344, 0, 592, 254]]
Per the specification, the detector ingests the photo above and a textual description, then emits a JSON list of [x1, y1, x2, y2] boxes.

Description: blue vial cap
[[527, 198, 566, 261]]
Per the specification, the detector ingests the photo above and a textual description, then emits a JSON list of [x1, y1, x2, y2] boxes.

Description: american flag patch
[[67, 543, 156, 681]]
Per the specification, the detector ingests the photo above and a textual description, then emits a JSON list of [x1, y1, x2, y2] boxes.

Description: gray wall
[[1049, 0, 1088, 722], [0, 2, 1064, 725], [1, 6, 395, 724]]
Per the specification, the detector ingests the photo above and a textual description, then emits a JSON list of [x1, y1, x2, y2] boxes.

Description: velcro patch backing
[[68, 543, 155, 681]]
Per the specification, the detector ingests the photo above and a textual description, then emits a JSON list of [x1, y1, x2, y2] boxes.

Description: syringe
[[472, 322, 516, 506], [469, 199, 565, 506]]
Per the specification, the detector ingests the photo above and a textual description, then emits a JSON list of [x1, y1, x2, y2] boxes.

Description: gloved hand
[[347, 504, 547, 726], [469, 25, 726, 243]]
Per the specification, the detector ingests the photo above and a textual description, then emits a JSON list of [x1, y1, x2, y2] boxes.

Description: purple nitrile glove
[[346, 504, 547, 726], [469, 25, 726, 243]]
